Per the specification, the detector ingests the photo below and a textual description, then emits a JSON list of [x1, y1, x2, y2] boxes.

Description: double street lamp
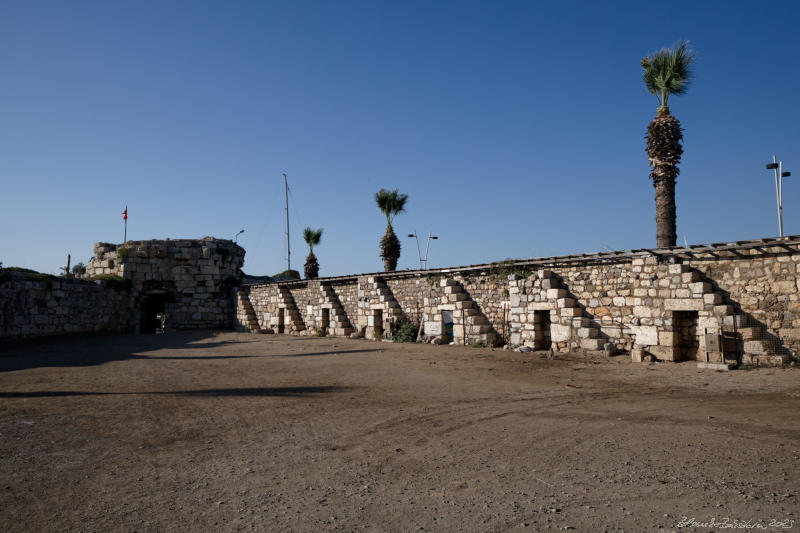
[[408, 230, 438, 270], [766, 156, 791, 237]]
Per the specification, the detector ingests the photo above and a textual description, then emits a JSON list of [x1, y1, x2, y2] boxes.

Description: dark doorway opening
[[442, 310, 454, 342], [140, 293, 173, 334], [320, 308, 330, 333], [373, 309, 383, 339], [673, 311, 699, 361], [534, 310, 552, 350], [277, 308, 285, 334]]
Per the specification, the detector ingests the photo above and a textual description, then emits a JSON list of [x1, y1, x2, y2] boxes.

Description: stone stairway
[[277, 285, 305, 333], [371, 277, 404, 322], [673, 264, 787, 365], [441, 279, 495, 345], [734, 322, 787, 366], [320, 283, 353, 337], [541, 270, 605, 351], [236, 290, 262, 333]]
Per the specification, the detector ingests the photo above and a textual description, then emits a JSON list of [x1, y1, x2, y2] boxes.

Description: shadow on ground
[[0, 331, 378, 373], [0, 386, 352, 398]]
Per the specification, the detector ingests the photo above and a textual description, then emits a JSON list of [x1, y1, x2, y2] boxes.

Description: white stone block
[[546, 288, 567, 299], [631, 325, 658, 346], [424, 321, 442, 335], [551, 324, 571, 342], [664, 299, 704, 311]]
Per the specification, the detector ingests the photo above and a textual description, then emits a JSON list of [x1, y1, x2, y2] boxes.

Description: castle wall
[[0, 272, 133, 339], [85, 238, 244, 331], [237, 239, 800, 366]]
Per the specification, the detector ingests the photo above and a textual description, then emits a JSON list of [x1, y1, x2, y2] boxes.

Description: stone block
[[440, 278, 457, 287], [703, 293, 723, 305], [424, 321, 442, 335], [541, 278, 559, 290], [648, 345, 679, 361], [631, 325, 658, 346], [528, 302, 555, 311], [714, 305, 734, 316], [560, 307, 582, 317], [556, 298, 575, 308], [664, 299, 704, 311], [668, 264, 689, 275], [551, 324, 571, 342], [778, 328, 800, 339], [546, 288, 567, 299], [773, 280, 797, 294], [631, 347, 644, 362], [690, 282, 712, 294], [681, 271, 700, 283], [658, 331, 676, 346], [577, 327, 598, 338], [538, 269, 553, 279]]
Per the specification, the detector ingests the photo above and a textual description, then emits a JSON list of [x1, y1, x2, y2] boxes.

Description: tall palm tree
[[375, 188, 408, 271], [303, 227, 323, 279], [641, 40, 695, 248]]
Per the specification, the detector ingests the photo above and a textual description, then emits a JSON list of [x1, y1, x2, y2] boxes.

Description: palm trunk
[[654, 179, 676, 248], [304, 251, 319, 279], [380, 225, 401, 272], [646, 111, 683, 248]]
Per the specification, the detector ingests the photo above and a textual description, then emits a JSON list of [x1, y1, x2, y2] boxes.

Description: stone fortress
[[2, 235, 800, 368]]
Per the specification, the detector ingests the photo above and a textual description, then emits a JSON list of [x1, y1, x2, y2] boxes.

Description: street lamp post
[[234, 229, 245, 243], [767, 156, 791, 237], [408, 230, 439, 270]]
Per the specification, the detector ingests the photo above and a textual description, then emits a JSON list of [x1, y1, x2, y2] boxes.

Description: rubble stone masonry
[[237, 237, 800, 366]]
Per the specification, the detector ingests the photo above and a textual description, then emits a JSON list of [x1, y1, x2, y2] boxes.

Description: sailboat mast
[[283, 173, 290, 271]]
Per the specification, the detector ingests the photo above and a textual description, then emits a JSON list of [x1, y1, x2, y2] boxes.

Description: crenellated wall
[[236, 237, 800, 367]]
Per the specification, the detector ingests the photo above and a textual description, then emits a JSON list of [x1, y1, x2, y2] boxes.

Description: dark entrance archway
[[139, 292, 174, 334]]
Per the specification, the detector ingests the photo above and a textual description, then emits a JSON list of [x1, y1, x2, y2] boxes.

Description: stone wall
[[86, 237, 244, 332], [0, 271, 133, 339], [237, 237, 800, 367]]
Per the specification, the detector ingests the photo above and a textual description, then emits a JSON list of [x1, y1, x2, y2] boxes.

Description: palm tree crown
[[375, 188, 408, 227], [641, 40, 695, 114], [303, 227, 323, 252]]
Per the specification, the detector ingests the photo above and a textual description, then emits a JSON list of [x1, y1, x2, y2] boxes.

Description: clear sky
[[2, 0, 798, 276]]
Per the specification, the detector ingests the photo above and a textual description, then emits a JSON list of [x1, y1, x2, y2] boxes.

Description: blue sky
[[1, 1, 798, 276]]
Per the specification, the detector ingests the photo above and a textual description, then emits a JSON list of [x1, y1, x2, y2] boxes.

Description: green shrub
[[117, 247, 131, 259], [390, 317, 419, 343], [3, 266, 39, 274], [92, 274, 132, 291], [273, 269, 301, 280]]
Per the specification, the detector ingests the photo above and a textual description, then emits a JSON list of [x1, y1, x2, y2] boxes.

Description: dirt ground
[[0, 331, 797, 532]]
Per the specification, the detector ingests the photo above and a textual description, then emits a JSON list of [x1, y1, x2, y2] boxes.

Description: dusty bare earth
[[0, 331, 798, 532]]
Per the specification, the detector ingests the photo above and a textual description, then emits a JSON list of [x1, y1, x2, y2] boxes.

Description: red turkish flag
[[122, 207, 128, 220]]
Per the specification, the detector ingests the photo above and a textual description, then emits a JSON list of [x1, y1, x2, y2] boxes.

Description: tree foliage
[[641, 40, 695, 114], [302, 227, 323, 252], [375, 188, 408, 227]]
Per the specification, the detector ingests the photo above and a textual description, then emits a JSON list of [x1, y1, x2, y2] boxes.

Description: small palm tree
[[303, 227, 323, 279], [641, 40, 695, 248], [375, 188, 408, 271]]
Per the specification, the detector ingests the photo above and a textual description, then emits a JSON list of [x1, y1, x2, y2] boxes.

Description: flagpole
[[123, 206, 128, 243]]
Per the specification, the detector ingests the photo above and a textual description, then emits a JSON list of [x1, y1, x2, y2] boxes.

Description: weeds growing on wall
[[117, 247, 131, 259], [390, 317, 419, 343], [92, 274, 132, 292]]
